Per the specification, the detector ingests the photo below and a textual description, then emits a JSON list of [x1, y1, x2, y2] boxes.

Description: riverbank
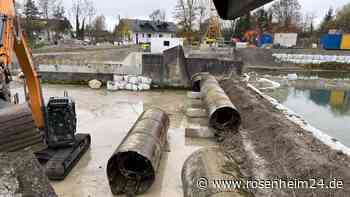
[[220, 79, 350, 196]]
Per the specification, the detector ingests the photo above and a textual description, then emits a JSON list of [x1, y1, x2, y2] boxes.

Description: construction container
[[274, 33, 298, 48], [321, 34, 342, 50], [258, 34, 273, 47], [341, 34, 350, 50], [330, 90, 345, 106]]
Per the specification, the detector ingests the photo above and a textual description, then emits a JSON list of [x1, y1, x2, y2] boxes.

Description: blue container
[[258, 34, 273, 47], [321, 34, 342, 50]]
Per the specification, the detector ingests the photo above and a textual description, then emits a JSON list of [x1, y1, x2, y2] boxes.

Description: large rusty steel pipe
[[182, 147, 248, 197], [107, 108, 169, 196], [192, 73, 241, 131], [191, 72, 209, 92]]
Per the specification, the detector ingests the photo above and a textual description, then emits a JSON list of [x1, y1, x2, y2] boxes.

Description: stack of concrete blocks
[[184, 91, 215, 138], [273, 53, 350, 65], [107, 75, 152, 91]]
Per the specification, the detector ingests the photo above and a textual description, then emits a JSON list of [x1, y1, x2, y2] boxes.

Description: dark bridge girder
[[213, 0, 274, 20]]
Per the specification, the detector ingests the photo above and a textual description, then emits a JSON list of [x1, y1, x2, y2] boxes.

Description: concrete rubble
[[88, 79, 103, 89], [273, 53, 350, 64], [0, 151, 57, 197], [107, 75, 152, 91]]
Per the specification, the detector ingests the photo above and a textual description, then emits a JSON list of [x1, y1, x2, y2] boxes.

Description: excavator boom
[[0, 0, 45, 129]]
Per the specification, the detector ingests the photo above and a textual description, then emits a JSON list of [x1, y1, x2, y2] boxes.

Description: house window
[[148, 34, 152, 38], [159, 34, 163, 38], [142, 33, 145, 38], [164, 41, 170, 46]]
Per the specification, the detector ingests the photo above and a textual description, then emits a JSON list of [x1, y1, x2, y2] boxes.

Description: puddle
[[10, 82, 217, 196]]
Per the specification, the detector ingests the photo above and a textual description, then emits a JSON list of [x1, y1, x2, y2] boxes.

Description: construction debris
[[107, 108, 169, 196], [0, 151, 57, 197], [88, 79, 103, 89], [107, 75, 152, 91], [273, 53, 350, 64]]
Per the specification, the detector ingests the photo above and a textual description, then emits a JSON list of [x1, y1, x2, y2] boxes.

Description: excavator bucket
[[0, 102, 47, 152]]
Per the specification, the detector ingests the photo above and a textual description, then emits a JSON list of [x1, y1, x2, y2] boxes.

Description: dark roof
[[21, 17, 72, 29], [120, 19, 176, 33]]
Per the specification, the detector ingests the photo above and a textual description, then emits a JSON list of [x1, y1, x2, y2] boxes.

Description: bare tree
[[93, 15, 106, 32], [149, 9, 166, 22], [39, 0, 54, 41], [71, 0, 95, 40], [270, 0, 301, 30], [174, 0, 198, 33], [301, 12, 316, 33], [197, 0, 209, 34]]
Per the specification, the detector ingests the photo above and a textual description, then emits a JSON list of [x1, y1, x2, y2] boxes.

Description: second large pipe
[[192, 73, 241, 132], [106, 108, 169, 196]]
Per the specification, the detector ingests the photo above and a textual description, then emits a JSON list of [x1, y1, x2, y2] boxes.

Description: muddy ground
[[220, 79, 350, 197], [8, 83, 218, 197]]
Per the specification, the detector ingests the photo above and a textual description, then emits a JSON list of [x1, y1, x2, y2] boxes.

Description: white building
[[117, 19, 177, 45], [150, 38, 184, 53]]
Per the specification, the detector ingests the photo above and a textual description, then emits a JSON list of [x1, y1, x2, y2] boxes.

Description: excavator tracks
[[0, 103, 47, 152], [36, 133, 91, 180]]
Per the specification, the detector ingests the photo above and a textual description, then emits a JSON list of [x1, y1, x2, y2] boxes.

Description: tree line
[[19, 0, 109, 45], [173, 0, 350, 42]]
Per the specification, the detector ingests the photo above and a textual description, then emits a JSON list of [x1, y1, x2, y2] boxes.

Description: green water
[[269, 87, 350, 147]]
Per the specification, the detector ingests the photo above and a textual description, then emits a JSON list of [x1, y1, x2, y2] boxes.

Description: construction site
[[2, 0, 350, 197]]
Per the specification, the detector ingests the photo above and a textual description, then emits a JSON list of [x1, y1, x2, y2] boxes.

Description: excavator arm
[[0, 0, 45, 129]]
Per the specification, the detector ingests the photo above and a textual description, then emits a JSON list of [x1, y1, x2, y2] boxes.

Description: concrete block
[[187, 92, 202, 99], [186, 108, 207, 118], [88, 79, 102, 89], [113, 75, 124, 82], [187, 117, 209, 126], [107, 81, 119, 91], [187, 99, 203, 108], [185, 126, 215, 138]]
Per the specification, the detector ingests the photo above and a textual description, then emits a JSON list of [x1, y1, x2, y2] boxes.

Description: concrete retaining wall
[[143, 46, 243, 88], [39, 72, 113, 83]]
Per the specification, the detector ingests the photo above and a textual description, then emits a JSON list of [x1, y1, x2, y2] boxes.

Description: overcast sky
[[28, 0, 349, 30]]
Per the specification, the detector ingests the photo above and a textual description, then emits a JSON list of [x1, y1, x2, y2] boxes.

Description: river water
[[268, 81, 350, 147]]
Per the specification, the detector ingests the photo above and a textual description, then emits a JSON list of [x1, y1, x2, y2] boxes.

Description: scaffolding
[[203, 0, 222, 45]]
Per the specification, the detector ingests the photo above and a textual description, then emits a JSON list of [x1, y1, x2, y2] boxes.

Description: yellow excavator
[[0, 0, 90, 180]]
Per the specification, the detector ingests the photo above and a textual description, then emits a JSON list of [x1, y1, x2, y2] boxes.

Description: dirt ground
[[220, 79, 350, 197]]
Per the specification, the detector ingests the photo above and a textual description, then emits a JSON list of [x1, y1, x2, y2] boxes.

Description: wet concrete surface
[[10, 82, 217, 197]]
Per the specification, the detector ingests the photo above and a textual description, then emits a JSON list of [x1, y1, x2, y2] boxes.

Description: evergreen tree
[[256, 9, 269, 32], [319, 8, 335, 33], [324, 8, 334, 23], [24, 0, 41, 41], [336, 3, 350, 32], [234, 13, 251, 39]]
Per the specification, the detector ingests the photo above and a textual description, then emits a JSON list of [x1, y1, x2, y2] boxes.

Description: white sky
[[23, 0, 349, 31]]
